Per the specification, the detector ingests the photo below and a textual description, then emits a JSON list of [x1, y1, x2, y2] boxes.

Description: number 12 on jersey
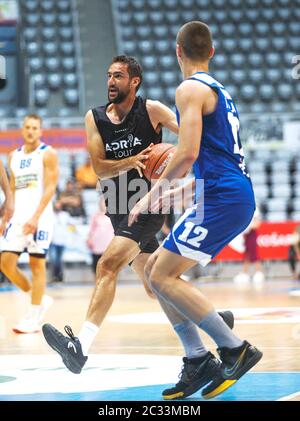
[[178, 222, 208, 248]]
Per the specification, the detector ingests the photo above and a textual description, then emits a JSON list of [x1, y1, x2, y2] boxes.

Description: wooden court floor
[[1, 279, 300, 401]]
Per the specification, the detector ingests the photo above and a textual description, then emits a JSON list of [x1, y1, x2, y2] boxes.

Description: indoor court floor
[[0, 279, 300, 401]]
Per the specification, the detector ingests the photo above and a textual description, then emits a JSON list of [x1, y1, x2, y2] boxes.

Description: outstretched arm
[[151, 178, 195, 214]]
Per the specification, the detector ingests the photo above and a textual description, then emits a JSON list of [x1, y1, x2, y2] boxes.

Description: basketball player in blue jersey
[[1, 115, 58, 334], [129, 22, 262, 399], [42, 55, 233, 383]]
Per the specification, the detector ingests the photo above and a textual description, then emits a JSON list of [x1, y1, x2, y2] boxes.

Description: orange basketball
[[143, 143, 177, 181]]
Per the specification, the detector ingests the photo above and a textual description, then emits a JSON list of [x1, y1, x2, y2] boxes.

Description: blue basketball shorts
[[163, 201, 255, 266]]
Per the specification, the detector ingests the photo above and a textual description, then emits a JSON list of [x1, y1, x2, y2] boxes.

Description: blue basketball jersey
[[176, 72, 254, 206], [163, 72, 255, 265]]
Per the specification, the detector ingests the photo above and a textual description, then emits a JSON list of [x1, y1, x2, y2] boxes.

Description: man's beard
[[108, 87, 130, 104]]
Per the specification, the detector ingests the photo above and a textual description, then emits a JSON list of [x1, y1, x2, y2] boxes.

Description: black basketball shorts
[[108, 213, 164, 254]]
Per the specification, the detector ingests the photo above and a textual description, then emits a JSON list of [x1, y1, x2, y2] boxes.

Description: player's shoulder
[[176, 79, 210, 106], [85, 108, 102, 131], [177, 79, 211, 96], [146, 98, 173, 116], [43, 144, 57, 159], [145, 98, 166, 118], [145, 98, 162, 111], [10, 145, 23, 160], [8, 149, 17, 161], [40, 142, 52, 150], [85, 108, 94, 122]]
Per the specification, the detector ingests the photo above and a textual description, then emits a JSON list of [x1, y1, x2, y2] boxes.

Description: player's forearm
[[93, 157, 135, 179], [160, 152, 194, 183], [148, 153, 195, 208], [32, 185, 56, 220], [9, 186, 15, 209], [0, 162, 10, 197], [0, 179, 10, 197], [0, 167, 14, 220]]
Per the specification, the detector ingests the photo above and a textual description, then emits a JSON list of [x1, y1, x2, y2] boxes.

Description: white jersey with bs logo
[[2, 143, 54, 254]]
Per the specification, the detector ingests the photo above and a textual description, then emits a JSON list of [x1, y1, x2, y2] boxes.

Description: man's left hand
[[23, 217, 38, 235]]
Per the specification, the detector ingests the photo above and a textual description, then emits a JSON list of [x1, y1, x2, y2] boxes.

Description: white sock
[[78, 321, 99, 356], [27, 305, 41, 320]]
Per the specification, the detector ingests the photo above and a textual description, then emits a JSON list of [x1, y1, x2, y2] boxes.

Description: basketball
[[143, 143, 177, 181]]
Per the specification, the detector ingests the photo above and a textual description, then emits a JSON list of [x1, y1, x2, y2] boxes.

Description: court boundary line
[[277, 390, 300, 401]]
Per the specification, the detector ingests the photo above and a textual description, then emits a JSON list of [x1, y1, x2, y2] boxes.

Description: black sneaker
[[42, 324, 87, 374], [162, 352, 221, 400], [162, 310, 234, 400], [218, 311, 234, 330], [202, 340, 263, 399]]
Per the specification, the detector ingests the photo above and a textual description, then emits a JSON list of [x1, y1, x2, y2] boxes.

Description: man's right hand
[[130, 144, 153, 177], [0, 219, 6, 236], [3, 194, 14, 221], [0, 194, 14, 236]]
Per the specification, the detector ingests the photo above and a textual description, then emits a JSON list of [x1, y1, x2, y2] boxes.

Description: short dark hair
[[24, 114, 43, 126], [111, 55, 143, 91], [177, 21, 213, 61]]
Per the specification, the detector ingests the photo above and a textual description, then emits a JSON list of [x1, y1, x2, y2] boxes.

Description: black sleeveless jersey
[[92, 96, 162, 213]]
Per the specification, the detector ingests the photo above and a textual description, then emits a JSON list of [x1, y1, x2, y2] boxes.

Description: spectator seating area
[[0, 8, 18, 116], [116, 0, 300, 115], [247, 149, 300, 221], [20, 0, 80, 116]]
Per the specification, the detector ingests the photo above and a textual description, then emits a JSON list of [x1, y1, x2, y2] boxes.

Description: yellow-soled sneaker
[[202, 340, 263, 399], [162, 310, 235, 400], [162, 352, 221, 400]]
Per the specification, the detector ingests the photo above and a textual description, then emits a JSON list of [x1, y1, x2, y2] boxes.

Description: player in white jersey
[[1, 114, 59, 334]]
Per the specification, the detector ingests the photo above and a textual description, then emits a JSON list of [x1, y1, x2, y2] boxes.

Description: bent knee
[[144, 254, 158, 281], [148, 270, 166, 295], [97, 255, 122, 276], [143, 278, 156, 300]]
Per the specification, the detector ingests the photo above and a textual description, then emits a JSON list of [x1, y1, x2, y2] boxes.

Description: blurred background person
[[87, 197, 114, 275], [75, 155, 98, 189], [49, 199, 74, 283], [234, 209, 265, 288], [288, 224, 300, 281], [1, 114, 58, 333], [59, 178, 87, 222]]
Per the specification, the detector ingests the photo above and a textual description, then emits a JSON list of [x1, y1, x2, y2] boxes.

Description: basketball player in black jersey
[[42, 56, 233, 399]]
